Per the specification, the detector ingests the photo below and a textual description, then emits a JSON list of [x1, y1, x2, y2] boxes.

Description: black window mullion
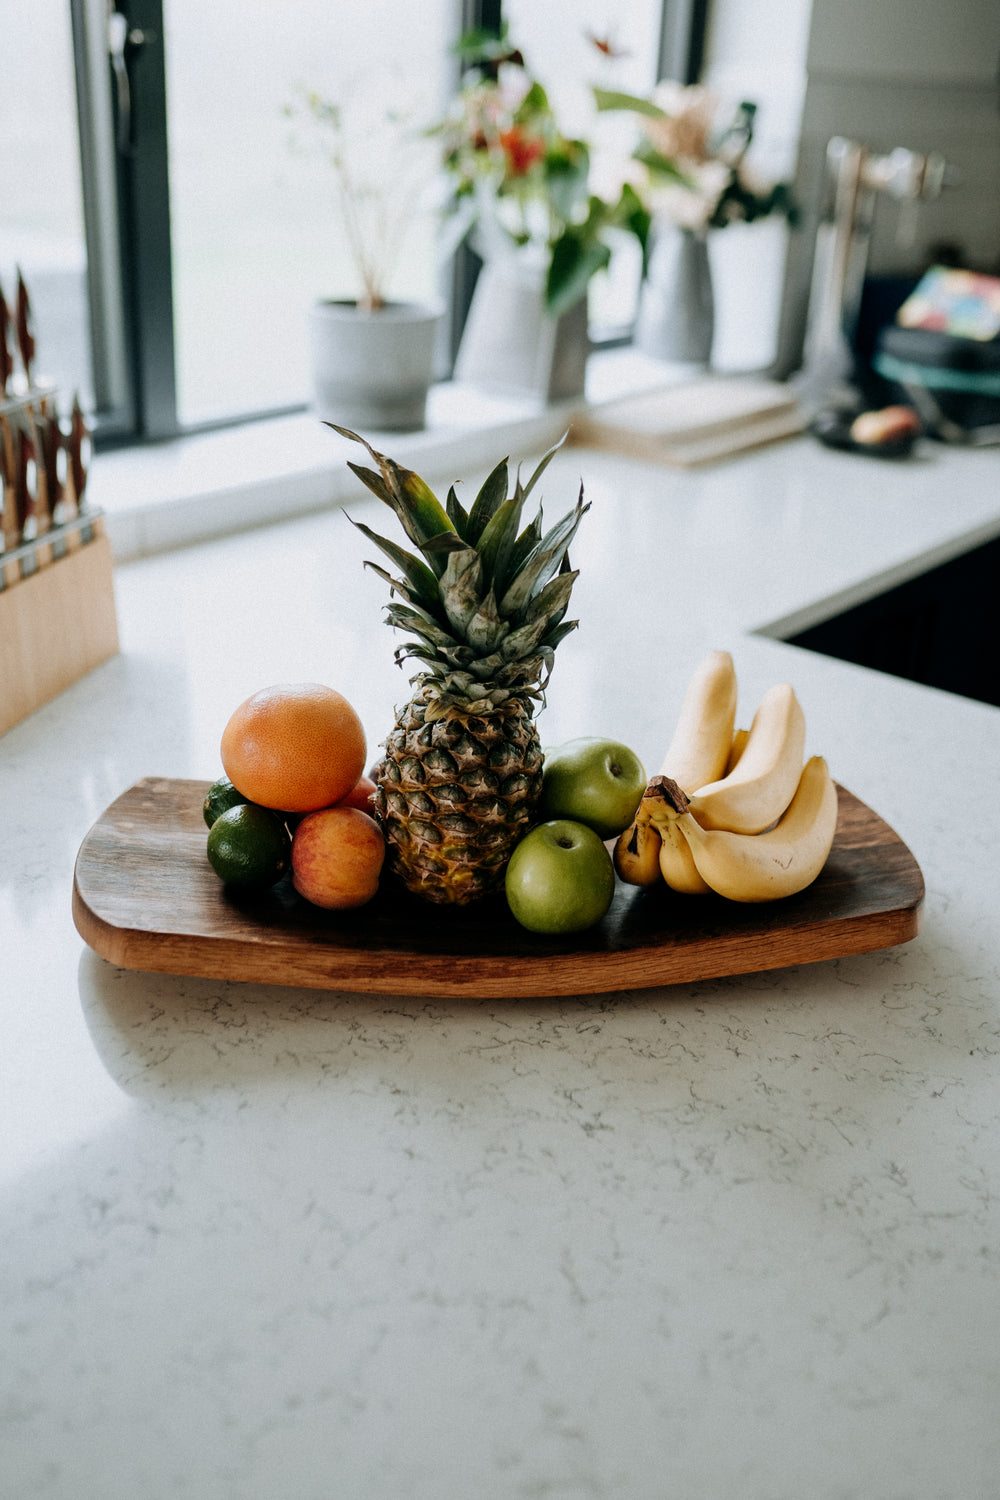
[[70, 0, 133, 440], [658, 0, 710, 84], [448, 0, 503, 365], [113, 0, 178, 441]]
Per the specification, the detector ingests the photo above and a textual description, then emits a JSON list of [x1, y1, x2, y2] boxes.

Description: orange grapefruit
[[220, 682, 367, 813]]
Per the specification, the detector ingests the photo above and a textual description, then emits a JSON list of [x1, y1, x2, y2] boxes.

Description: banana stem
[[642, 774, 690, 821]]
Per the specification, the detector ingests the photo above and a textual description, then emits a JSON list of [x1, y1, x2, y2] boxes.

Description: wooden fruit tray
[[72, 778, 924, 999]]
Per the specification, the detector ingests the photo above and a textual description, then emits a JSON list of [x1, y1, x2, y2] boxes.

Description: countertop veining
[[2, 430, 999, 1499]]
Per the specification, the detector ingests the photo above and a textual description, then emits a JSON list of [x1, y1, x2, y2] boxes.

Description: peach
[[337, 773, 378, 814], [291, 805, 385, 910]]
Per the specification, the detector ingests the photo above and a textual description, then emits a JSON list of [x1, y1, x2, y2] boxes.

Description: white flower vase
[[636, 226, 714, 368], [454, 254, 589, 403]]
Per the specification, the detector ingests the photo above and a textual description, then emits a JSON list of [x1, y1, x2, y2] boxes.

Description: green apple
[[505, 819, 616, 935], [539, 737, 647, 840]]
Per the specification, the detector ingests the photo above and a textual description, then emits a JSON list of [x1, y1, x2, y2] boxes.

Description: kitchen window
[[1, 1, 705, 449]]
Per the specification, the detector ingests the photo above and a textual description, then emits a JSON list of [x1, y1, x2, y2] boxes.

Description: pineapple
[[335, 426, 588, 905]]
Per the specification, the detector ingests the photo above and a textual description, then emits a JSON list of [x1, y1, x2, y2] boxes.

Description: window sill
[[89, 349, 687, 562]]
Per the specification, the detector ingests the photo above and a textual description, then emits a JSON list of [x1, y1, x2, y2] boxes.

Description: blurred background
[[1, 0, 997, 439]]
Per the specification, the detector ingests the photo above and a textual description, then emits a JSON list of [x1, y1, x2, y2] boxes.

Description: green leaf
[[540, 618, 580, 652], [633, 142, 695, 188], [614, 183, 653, 269], [466, 456, 509, 545], [466, 650, 508, 682], [361, 561, 438, 617], [348, 516, 443, 615], [421, 530, 473, 557], [464, 584, 510, 653], [330, 425, 456, 555], [394, 644, 447, 670], [384, 602, 465, 654], [445, 483, 472, 541], [546, 228, 611, 317], [499, 492, 589, 618], [500, 611, 558, 663], [452, 20, 510, 61], [544, 143, 590, 224], [516, 80, 551, 118], [506, 512, 543, 583], [593, 87, 668, 120], [499, 544, 553, 620], [524, 568, 578, 630], [476, 491, 524, 592], [344, 460, 394, 507], [521, 434, 566, 499], [439, 545, 485, 635], [397, 467, 456, 544]]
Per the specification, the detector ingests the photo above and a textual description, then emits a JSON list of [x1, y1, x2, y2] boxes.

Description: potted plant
[[432, 25, 659, 401], [595, 82, 798, 366], [289, 86, 443, 432]]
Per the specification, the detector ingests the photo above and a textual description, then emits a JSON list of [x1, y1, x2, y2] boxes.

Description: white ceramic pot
[[309, 300, 442, 432], [636, 226, 714, 367], [454, 257, 589, 403]]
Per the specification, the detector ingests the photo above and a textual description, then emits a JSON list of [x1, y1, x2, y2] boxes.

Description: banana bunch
[[614, 650, 838, 902]]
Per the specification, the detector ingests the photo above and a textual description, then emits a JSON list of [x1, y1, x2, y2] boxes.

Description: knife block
[[1, 292, 121, 736], [0, 516, 120, 739]]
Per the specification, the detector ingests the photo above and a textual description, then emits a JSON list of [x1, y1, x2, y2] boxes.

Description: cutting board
[[569, 376, 806, 466], [73, 778, 924, 999]]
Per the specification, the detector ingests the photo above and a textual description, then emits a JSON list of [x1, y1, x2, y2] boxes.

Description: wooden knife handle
[[0, 280, 13, 395], [16, 271, 36, 386]]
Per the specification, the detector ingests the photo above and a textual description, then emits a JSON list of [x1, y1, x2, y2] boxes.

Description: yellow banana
[[659, 650, 738, 792], [657, 820, 712, 894], [613, 809, 663, 886], [725, 727, 749, 775], [670, 757, 839, 902], [686, 681, 806, 834]]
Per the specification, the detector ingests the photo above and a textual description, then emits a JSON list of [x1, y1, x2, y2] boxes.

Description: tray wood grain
[[73, 777, 924, 998]]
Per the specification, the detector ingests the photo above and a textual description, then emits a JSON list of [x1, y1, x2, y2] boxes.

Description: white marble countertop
[[3, 424, 1000, 1499]]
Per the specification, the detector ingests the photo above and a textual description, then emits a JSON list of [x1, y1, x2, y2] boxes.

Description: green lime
[[206, 803, 291, 889], [203, 774, 249, 828]]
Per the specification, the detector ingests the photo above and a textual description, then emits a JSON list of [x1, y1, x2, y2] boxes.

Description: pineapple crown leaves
[[327, 423, 461, 573], [335, 426, 587, 712]]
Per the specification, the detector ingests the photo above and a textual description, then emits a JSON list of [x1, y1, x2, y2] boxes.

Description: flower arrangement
[[594, 82, 797, 235], [287, 81, 438, 313], [433, 25, 659, 317]]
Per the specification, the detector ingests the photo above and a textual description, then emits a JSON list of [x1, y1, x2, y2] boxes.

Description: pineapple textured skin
[[374, 689, 543, 904]]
